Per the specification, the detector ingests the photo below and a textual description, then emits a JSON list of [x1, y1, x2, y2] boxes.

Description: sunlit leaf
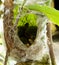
[[26, 4, 59, 26], [17, 13, 37, 27]]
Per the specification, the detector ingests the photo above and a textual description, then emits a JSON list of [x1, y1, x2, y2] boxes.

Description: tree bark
[[4, 0, 14, 65]]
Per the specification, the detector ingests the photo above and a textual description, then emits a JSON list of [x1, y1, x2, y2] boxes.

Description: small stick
[[4, 50, 9, 65], [47, 22, 56, 65]]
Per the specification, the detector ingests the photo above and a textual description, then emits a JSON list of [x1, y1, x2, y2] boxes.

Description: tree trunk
[[4, 0, 14, 65]]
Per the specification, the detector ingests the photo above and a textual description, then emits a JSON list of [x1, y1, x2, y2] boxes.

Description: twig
[[47, 23, 56, 65], [4, 50, 9, 65], [21, 0, 27, 9]]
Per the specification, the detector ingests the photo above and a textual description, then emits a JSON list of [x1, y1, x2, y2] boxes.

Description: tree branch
[[47, 22, 56, 65]]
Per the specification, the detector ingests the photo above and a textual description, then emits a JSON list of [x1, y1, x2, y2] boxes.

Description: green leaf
[[17, 13, 37, 27], [26, 4, 59, 26]]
